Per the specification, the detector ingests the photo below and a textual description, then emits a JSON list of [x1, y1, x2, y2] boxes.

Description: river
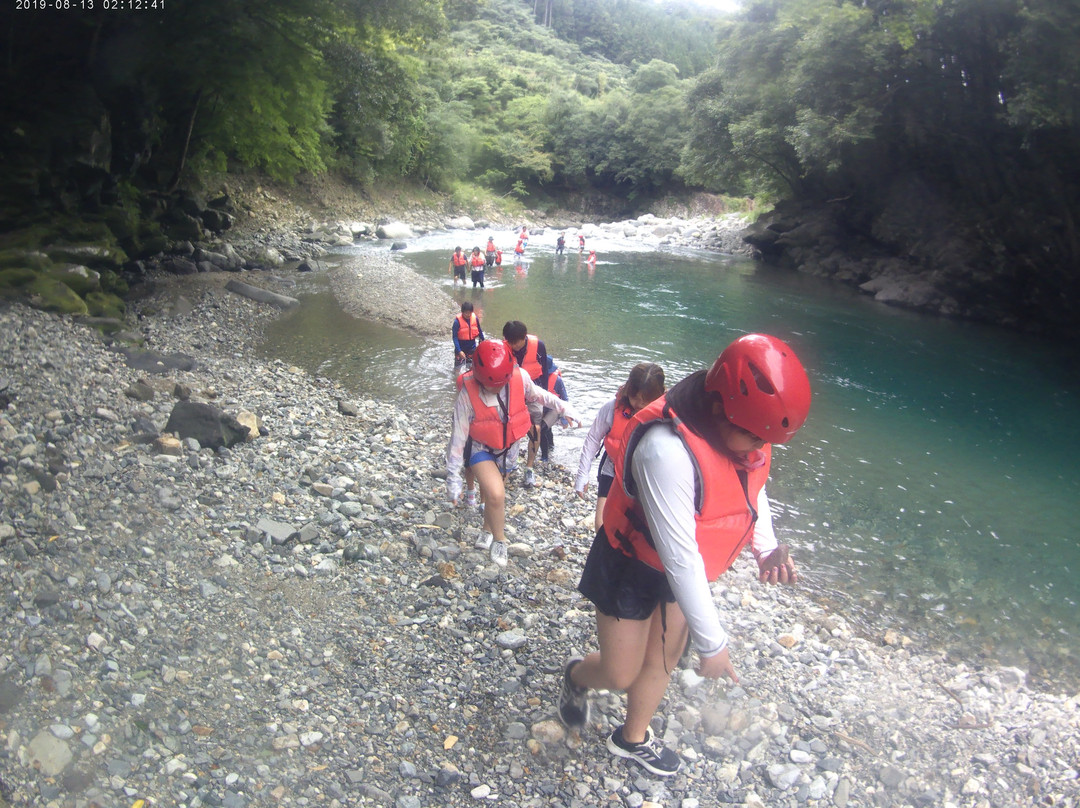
[[260, 227, 1080, 691]]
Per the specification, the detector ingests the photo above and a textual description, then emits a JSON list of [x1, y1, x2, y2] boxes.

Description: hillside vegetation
[[1, 0, 1078, 336]]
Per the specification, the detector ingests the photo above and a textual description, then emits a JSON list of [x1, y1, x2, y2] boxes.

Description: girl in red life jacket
[[557, 334, 811, 778], [586, 250, 597, 270], [573, 362, 666, 531], [446, 340, 580, 567]]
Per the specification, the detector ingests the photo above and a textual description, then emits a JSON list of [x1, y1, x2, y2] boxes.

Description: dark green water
[[261, 229, 1080, 690]]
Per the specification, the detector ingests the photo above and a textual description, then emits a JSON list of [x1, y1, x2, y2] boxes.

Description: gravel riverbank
[[1, 260, 1078, 808]]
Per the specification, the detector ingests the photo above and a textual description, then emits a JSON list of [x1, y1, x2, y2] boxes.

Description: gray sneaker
[[490, 541, 508, 567], [474, 531, 493, 550], [523, 468, 536, 488], [557, 657, 590, 729]]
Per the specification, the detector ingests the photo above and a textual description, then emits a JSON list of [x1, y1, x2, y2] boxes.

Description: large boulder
[[164, 401, 249, 450], [376, 221, 414, 240], [200, 208, 234, 233]]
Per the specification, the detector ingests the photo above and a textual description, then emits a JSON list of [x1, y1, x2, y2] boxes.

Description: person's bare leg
[[527, 424, 539, 469], [571, 610, 651, 693], [570, 604, 689, 743], [622, 602, 688, 743], [594, 495, 607, 532], [471, 460, 505, 542]]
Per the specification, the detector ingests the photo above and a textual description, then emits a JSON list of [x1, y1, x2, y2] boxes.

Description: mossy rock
[[28, 276, 88, 316], [48, 264, 101, 296], [0, 267, 40, 295], [98, 204, 141, 245], [56, 219, 116, 245], [85, 291, 126, 319], [0, 224, 57, 251], [138, 233, 170, 258], [45, 242, 128, 270], [161, 212, 204, 242], [0, 249, 53, 272], [100, 269, 129, 297]]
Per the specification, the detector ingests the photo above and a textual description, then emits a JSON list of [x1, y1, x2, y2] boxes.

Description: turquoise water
[[261, 229, 1080, 690]]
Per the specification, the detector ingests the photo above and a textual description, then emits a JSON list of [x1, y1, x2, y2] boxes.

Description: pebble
[[1, 254, 1078, 808]]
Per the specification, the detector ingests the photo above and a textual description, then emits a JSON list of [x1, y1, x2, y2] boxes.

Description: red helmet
[[704, 334, 811, 444], [473, 340, 515, 389]]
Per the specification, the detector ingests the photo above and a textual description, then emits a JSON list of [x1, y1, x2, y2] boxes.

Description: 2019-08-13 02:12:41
[[14, 0, 165, 9]]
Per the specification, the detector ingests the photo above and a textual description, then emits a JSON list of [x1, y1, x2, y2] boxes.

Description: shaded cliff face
[[743, 174, 1080, 341]]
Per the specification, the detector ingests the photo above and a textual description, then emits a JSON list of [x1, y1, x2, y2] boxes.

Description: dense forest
[[1, 0, 1078, 336]]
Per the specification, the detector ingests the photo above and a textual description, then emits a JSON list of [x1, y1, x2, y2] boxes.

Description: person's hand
[[757, 544, 798, 585], [456, 350, 465, 362], [696, 648, 738, 682], [575, 485, 589, 499], [561, 417, 580, 429]]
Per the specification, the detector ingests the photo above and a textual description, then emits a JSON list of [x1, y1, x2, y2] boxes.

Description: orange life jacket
[[602, 402, 635, 461], [486, 239, 496, 252], [452, 252, 468, 267], [603, 396, 772, 581], [462, 370, 531, 451], [545, 368, 562, 394], [455, 313, 480, 341], [514, 335, 543, 382], [470, 253, 485, 268]]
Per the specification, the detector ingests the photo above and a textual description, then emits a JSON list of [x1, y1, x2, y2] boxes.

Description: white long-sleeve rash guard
[[574, 398, 616, 494], [446, 367, 580, 502], [630, 423, 777, 660]]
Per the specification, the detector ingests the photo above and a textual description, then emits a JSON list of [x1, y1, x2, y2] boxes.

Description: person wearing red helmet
[[447, 339, 580, 567], [558, 334, 811, 777]]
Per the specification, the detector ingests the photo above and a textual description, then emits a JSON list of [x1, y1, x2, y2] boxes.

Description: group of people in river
[[445, 283, 814, 777], [449, 227, 596, 289]]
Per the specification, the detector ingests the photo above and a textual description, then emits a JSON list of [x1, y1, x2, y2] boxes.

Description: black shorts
[[597, 471, 614, 497], [577, 528, 674, 620], [454, 266, 467, 280]]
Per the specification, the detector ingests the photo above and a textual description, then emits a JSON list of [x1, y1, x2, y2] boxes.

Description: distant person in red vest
[[447, 340, 579, 567], [469, 246, 486, 289], [448, 246, 468, 286], [557, 334, 811, 778], [578, 233, 586, 252]]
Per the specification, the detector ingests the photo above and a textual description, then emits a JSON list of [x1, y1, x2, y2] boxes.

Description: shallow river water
[[261, 228, 1080, 690]]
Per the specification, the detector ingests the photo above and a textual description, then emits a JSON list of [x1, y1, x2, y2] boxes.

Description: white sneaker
[[465, 490, 478, 508], [490, 541, 508, 567], [474, 531, 493, 550], [523, 468, 536, 488]]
